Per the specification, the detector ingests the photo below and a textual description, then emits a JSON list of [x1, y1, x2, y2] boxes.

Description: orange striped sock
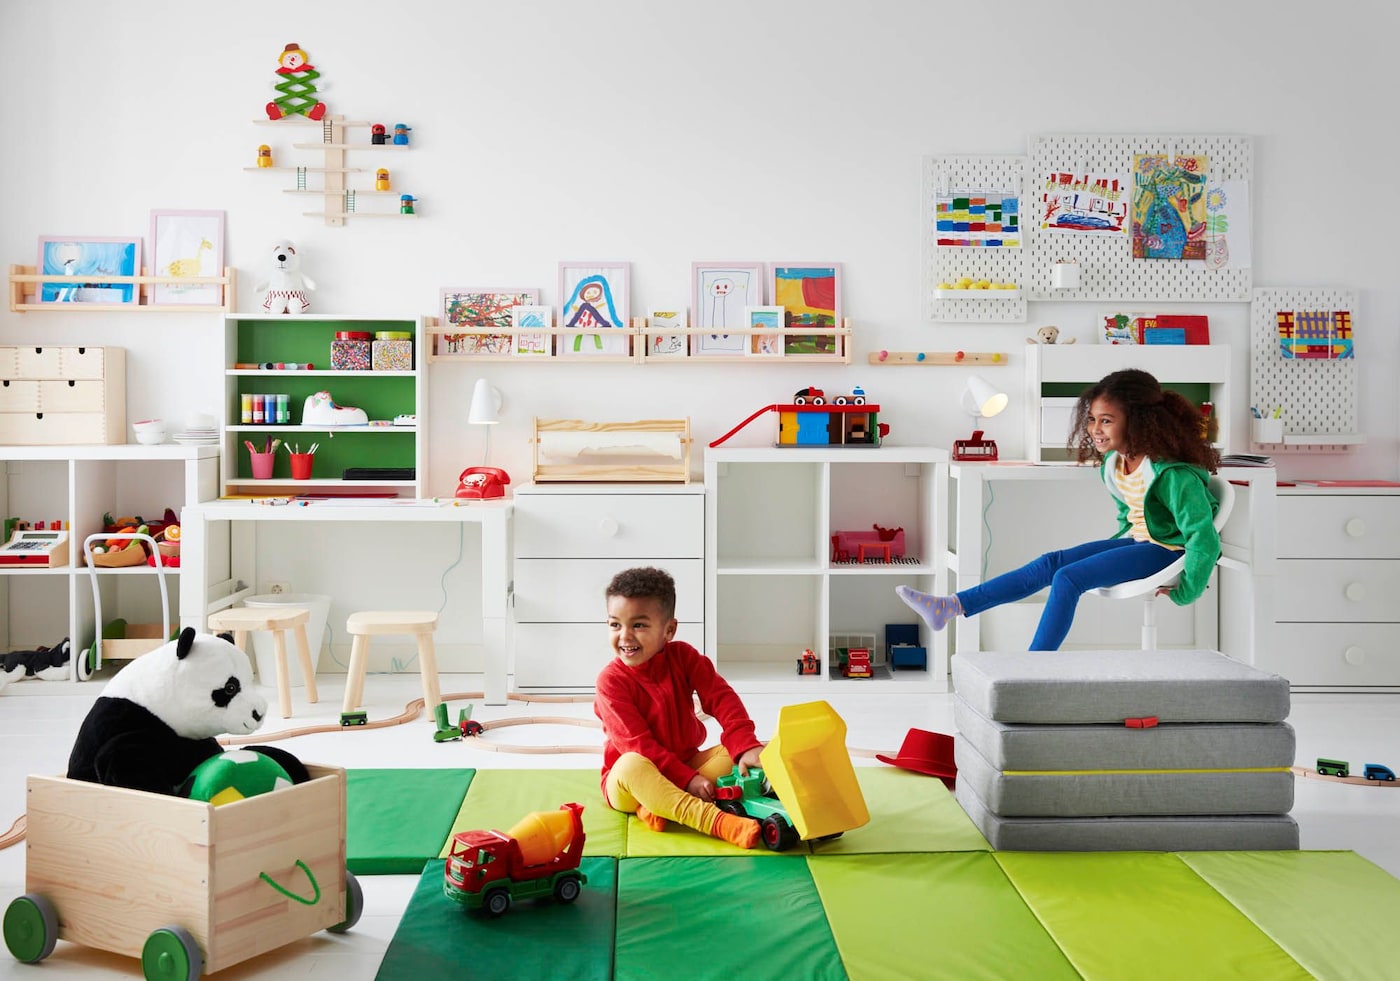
[[636, 805, 667, 832]]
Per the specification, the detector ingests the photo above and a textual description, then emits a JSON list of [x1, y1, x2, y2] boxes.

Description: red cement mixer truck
[[442, 802, 587, 916]]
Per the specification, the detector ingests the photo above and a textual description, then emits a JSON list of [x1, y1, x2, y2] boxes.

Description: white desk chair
[[1090, 474, 1235, 650]]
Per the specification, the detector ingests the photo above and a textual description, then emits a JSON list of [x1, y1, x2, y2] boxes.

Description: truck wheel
[[142, 926, 203, 981], [329, 870, 363, 933], [716, 800, 746, 818], [484, 888, 511, 918], [761, 815, 800, 852], [554, 875, 582, 903], [4, 893, 58, 963]]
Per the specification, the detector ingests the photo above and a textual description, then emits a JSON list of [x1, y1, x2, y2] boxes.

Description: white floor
[[1, 672, 1398, 980]]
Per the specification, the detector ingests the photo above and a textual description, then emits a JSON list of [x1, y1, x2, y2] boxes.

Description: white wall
[[3, 1, 1397, 658]]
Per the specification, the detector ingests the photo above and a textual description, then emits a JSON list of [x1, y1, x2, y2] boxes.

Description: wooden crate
[[24, 764, 346, 974]]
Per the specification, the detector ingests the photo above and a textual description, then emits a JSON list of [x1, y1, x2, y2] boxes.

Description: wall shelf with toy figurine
[[8, 265, 236, 313]]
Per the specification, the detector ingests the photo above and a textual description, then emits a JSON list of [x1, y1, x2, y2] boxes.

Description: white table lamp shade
[[468, 379, 501, 425], [963, 375, 1008, 420]]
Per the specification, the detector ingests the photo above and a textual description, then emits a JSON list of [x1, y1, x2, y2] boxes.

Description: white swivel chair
[[1090, 474, 1235, 650]]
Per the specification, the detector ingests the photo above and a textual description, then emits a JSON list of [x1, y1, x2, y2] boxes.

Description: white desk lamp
[[457, 379, 509, 498], [952, 375, 1008, 461]]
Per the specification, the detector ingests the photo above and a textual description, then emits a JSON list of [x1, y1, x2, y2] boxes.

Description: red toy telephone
[[456, 466, 510, 500]]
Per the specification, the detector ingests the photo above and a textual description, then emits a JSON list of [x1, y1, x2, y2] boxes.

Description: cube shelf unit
[[1026, 343, 1231, 463], [704, 446, 950, 693], [221, 315, 426, 498]]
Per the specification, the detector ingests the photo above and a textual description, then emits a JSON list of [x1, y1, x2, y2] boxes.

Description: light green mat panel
[[996, 851, 1310, 980], [1181, 850, 1400, 981], [615, 857, 844, 981], [375, 858, 616, 981], [441, 768, 628, 858], [811, 767, 989, 855], [347, 768, 475, 875], [809, 852, 1078, 981], [623, 812, 806, 858]]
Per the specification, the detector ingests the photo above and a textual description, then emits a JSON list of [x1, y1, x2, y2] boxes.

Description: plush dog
[[255, 239, 316, 315], [1027, 325, 1075, 345], [67, 627, 306, 795], [0, 637, 87, 691]]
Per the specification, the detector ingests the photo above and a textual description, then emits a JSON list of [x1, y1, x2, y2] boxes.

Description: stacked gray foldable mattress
[[952, 649, 1298, 852]]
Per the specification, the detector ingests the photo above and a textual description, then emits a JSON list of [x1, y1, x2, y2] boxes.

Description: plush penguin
[[67, 627, 306, 795]]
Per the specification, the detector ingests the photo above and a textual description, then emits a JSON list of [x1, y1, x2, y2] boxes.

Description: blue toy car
[[1363, 763, 1396, 782]]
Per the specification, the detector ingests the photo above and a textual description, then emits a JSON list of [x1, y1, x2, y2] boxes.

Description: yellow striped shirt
[[1113, 455, 1182, 550]]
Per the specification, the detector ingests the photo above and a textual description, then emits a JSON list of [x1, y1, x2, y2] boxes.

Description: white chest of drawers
[[1266, 487, 1400, 688], [512, 483, 705, 690], [0, 345, 126, 444]]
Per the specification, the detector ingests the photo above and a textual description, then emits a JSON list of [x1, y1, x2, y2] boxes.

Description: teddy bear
[[255, 239, 316, 315], [67, 627, 306, 795], [1026, 325, 1076, 345]]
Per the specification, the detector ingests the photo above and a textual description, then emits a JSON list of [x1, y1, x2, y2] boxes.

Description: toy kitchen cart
[[4, 764, 361, 979]]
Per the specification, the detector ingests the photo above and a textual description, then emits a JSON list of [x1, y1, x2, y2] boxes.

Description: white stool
[[342, 611, 441, 718], [207, 606, 318, 719]]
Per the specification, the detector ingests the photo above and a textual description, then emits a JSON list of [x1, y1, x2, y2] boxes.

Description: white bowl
[[184, 411, 216, 431], [132, 418, 165, 433], [134, 430, 167, 445]]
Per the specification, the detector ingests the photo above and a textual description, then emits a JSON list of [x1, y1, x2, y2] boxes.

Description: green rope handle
[[259, 859, 321, 906]]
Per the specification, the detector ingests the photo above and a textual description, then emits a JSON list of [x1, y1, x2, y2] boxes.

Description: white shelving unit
[[221, 314, 427, 498], [1026, 344, 1232, 463], [0, 444, 220, 678], [704, 446, 950, 693]]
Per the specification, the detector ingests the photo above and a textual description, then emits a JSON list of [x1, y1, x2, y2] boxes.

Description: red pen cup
[[289, 452, 314, 480], [249, 450, 275, 480]]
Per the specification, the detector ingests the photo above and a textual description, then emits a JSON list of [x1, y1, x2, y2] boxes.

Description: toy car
[[797, 649, 820, 675], [1364, 763, 1396, 782], [443, 803, 587, 916], [793, 387, 826, 405], [1315, 757, 1350, 777], [340, 711, 368, 727], [715, 766, 802, 851], [842, 647, 873, 679]]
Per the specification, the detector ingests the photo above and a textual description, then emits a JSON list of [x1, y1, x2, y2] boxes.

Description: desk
[[181, 499, 513, 704], [947, 463, 1275, 663]]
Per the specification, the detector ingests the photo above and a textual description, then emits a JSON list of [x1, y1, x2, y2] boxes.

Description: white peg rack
[[923, 155, 1028, 324]]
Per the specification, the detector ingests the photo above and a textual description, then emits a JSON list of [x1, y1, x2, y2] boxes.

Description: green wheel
[[329, 870, 363, 934], [4, 893, 58, 963], [142, 925, 202, 981]]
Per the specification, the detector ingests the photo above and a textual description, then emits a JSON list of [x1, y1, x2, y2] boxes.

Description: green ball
[[183, 750, 292, 806]]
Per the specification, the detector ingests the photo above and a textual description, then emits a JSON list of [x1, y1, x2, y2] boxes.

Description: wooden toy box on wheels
[[9, 764, 354, 977]]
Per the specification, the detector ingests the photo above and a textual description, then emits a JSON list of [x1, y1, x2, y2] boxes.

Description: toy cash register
[[0, 528, 70, 567]]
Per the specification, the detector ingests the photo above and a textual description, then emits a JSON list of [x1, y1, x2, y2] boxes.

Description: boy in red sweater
[[594, 567, 764, 849]]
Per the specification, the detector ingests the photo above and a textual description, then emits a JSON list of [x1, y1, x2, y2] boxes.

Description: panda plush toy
[[68, 627, 306, 795]]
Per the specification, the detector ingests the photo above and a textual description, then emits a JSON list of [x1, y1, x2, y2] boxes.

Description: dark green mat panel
[[443, 768, 628, 858], [375, 858, 616, 981], [809, 852, 1078, 980], [1181, 850, 1400, 981], [996, 851, 1310, 980], [614, 857, 844, 980], [347, 768, 474, 875]]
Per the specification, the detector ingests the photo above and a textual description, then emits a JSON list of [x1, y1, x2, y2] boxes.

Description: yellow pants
[[604, 746, 735, 835]]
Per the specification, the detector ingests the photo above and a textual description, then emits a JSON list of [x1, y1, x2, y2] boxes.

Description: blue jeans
[[957, 538, 1180, 651]]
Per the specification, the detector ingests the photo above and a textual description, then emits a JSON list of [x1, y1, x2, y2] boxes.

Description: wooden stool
[[342, 611, 441, 718], [207, 606, 318, 719]]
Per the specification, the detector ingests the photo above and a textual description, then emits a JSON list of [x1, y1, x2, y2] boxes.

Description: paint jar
[[330, 331, 372, 370], [372, 331, 413, 371], [240, 393, 253, 425]]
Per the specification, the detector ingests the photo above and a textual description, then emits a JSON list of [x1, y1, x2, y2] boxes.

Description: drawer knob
[[1345, 517, 1367, 538], [1344, 645, 1366, 666], [1344, 582, 1366, 602], [598, 516, 620, 538]]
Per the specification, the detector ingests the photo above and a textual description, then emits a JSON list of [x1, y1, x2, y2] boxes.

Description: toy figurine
[[256, 144, 273, 168], [265, 42, 327, 121], [399, 194, 416, 215], [375, 168, 391, 191], [392, 123, 411, 145], [370, 123, 387, 145]]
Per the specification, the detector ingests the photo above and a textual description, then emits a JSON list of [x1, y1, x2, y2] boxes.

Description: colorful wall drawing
[[559, 263, 629, 356], [771, 263, 841, 355], [1132, 153, 1208, 260], [1276, 310, 1353, 360], [693, 263, 762, 355], [1040, 172, 1129, 234], [1201, 180, 1251, 270], [440, 288, 538, 356], [935, 190, 1020, 247]]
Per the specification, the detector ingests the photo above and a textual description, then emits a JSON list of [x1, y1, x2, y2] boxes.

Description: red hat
[[876, 729, 957, 788]]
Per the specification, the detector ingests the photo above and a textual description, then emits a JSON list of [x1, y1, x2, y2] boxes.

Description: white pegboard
[[1026, 134, 1253, 302], [1250, 287, 1360, 447], [923, 155, 1028, 324]]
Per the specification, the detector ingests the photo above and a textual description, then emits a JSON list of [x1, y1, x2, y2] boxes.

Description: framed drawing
[[692, 261, 763, 356], [37, 237, 141, 305], [646, 308, 688, 358], [558, 262, 630, 356], [439, 288, 539, 356], [746, 305, 785, 357], [148, 209, 225, 305], [770, 262, 841, 355], [511, 304, 554, 356]]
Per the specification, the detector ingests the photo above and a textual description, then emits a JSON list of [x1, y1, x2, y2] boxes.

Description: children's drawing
[[934, 190, 1020, 247], [559, 263, 629, 356], [746, 305, 785, 357], [692, 262, 762, 355], [1132, 154, 1209, 260], [646, 309, 687, 358], [771, 263, 841, 355], [1277, 310, 1353, 360], [38, 238, 140, 304], [1040, 172, 1128, 234], [1202, 180, 1251, 270], [440, 289, 538, 356], [511, 304, 553, 356], [1102, 313, 1139, 345]]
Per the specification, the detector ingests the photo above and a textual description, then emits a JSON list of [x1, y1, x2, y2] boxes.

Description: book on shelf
[[1220, 453, 1274, 467]]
